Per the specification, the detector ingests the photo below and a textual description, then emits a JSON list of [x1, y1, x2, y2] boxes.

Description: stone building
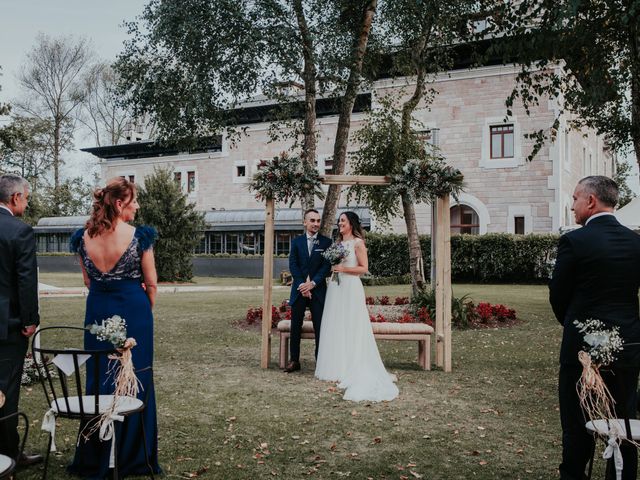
[[36, 62, 613, 254]]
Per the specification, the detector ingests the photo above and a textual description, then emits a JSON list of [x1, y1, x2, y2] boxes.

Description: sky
[[0, 0, 638, 194], [0, 0, 148, 176]]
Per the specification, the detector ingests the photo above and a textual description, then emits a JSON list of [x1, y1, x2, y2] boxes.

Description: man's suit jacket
[[549, 215, 640, 366], [288, 234, 332, 305], [0, 209, 39, 340]]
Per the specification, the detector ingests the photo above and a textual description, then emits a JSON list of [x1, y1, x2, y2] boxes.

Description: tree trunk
[[399, 28, 431, 295], [401, 192, 426, 295], [293, 0, 318, 214], [320, 0, 377, 237]]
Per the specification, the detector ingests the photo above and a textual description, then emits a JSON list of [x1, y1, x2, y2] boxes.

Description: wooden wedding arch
[[259, 174, 453, 372]]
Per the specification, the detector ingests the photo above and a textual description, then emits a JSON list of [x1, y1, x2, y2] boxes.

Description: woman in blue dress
[[68, 177, 161, 479]]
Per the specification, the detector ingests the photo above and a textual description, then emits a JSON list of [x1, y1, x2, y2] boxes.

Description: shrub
[[394, 296, 410, 305], [365, 233, 558, 283]]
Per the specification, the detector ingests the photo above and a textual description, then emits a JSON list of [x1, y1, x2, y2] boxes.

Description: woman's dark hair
[[85, 177, 136, 237], [337, 211, 365, 242]]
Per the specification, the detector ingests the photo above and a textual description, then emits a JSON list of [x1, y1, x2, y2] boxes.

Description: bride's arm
[[332, 239, 368, 276]]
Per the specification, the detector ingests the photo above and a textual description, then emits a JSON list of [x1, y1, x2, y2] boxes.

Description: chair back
[[32, 326, 117, 420], [0, 411, 28, 475]]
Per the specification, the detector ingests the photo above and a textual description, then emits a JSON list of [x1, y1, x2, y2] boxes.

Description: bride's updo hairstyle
[[337, 211, 365, 242], [85, 177, 136, 237]]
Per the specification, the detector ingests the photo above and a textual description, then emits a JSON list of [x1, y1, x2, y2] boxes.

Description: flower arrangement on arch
[[249, 152, 325, 206], [387, 157, 464, 203]]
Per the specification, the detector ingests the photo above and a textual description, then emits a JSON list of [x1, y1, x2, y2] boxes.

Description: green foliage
[[21, 177, 94, 226], [349, 97, 463, 225], [249, 152, 324, 205], [410, 286, 473, 329], [483, 0, 640, 173], [366, 233, 559, 283], [135, 167, 205, 282], [613, 158, 637, 208]]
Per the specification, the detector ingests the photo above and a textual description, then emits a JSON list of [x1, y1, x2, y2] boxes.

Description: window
[[187, 171, 196, 193], [276, 232, 292, 255], [174, 172, 182, 185], [233, 161, 249, 183], [514, 216, 525, 235], [415, 128, 439, 148], [450, 205, 480, 234], [226, 233, 239, 254], [490, 125, 514, 159], [236, 165, 246, 177], [211, 234, 224, 254], [128, 175, 135, 183], [240, 232, 256, 253], [323, 157, 333, 175]]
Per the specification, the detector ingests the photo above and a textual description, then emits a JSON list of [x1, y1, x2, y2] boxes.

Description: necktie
[[307, 236, 314, 255]]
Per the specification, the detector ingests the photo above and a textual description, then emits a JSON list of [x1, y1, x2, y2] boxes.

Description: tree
[[79, 62, 131, 146], [0, 116, 55, 191], [613, 158, 637, 208], [135, 167, 205, 282], [349, 0, 477, 294], [16, 34, 93, 192], [482, 0, 640, 181]]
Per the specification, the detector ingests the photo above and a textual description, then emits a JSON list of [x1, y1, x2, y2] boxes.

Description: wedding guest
[[550, 176, 640, 480], [68, 177, 161, 478], [0, 174, 42, 467]]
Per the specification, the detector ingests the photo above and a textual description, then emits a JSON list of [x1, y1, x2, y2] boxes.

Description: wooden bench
[[276, 320, 433, 370]]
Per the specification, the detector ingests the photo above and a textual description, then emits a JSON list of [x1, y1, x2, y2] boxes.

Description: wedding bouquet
[[322, 242, 348, 284], [87, 315, 128, 348]]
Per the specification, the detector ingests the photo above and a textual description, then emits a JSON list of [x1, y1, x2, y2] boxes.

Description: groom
[[285, 209, 331, 373]]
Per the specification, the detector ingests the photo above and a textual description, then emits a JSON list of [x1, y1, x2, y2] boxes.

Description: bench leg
[[419, 338, 431, 371], [280, 333, 290, 369]]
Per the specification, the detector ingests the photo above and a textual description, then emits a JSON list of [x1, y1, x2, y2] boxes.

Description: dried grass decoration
[[574, 318, 638, 480], [83, 315, 141, 442]]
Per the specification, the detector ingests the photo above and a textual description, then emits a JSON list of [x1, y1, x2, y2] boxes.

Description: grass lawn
[[38, 273, 266, 288], [16, 283, 583, 479]]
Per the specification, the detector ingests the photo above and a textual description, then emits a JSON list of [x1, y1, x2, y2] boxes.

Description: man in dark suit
[[550, 175, 640, 480], [0, 174, 42, 466], [284, 209, 331, 372]]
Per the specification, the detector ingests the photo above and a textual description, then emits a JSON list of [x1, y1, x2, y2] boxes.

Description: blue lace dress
[[68, 226, 161, 479]]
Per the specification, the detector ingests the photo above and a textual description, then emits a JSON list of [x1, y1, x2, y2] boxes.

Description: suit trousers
[[559, 364, 639, 480], [0, 328, 28, 458], [289, 295, 324, 363]]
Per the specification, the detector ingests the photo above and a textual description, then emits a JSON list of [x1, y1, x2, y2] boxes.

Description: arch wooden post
[[434, 194, 452, 371], [260, 198, 275, 368], [259, 174, 453, 371]]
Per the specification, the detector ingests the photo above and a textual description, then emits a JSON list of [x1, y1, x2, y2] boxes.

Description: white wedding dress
[[315, 239, 399, 402]]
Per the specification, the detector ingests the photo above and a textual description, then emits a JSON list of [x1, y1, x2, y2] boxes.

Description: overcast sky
[[0, 0, 148, 177]]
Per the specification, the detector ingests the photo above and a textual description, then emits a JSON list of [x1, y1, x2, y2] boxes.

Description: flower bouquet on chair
[[84, 315, 141, 440], [322, 243, 348, 285]]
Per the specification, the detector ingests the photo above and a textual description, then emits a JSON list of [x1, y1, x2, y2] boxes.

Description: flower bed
[[243, 296, 517, 330]]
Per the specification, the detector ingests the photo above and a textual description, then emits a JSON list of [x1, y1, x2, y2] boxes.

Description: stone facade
[[94, 64, 613, 237]]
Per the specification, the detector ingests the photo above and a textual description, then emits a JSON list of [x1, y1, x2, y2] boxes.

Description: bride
[[315, 211, 399, 402]]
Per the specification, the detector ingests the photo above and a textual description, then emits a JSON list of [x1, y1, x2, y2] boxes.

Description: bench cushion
[[277, 320, 433, 335]]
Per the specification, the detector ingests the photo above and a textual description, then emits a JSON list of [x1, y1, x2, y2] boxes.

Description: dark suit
[[550, 214, 640, 480], [0, 208, 39, 458], [288, 233, 331, 362]]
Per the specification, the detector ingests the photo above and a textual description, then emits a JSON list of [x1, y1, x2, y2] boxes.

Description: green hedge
[[366, 233, 559, 283]]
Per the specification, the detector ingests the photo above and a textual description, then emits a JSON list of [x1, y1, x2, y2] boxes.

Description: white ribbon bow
[[99, 412, 125, 468], [603, 433, 623, 480], [41, 409, 58, 452]]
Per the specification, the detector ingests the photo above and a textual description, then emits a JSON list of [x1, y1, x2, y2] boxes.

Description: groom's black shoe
[[284, 361, 301, 373]]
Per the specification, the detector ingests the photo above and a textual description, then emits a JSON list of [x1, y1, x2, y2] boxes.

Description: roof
[[203, 207, 370, 232], [81, 136, 223, 160], [34, 207, 371, 233], [614, 197, 640, 229]]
